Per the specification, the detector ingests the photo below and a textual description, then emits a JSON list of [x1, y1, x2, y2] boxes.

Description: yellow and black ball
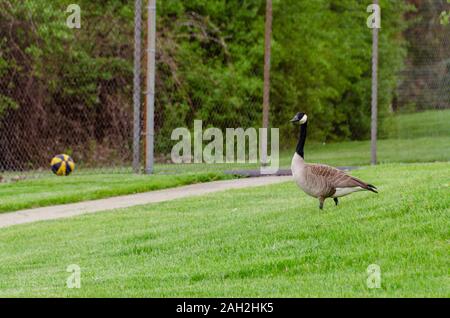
[[51, 154, 75, 176]]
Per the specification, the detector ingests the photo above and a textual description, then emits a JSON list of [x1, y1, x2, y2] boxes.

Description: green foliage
[[271, 0, 407, 141], [396, 0, 450, 111], [157, 0, 407, 145], [155, 0, 265, 152], [0, 0, 134, 168], [0, 95, 18, 118], [1, 0, 409, 162], [440, 0, 450, 25]]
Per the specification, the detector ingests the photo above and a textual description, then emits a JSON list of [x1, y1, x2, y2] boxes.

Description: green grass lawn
[[0, 162, 448, 297], [0, 172, 231, 213], [1, 109, 448, 213], [287, 136, 450, 167], [277, 109, 450, 167], [1, 133, 448, 213], [381, 109, 450, 139], [156, 135, 450, 173], [159, 110, 450, 171]]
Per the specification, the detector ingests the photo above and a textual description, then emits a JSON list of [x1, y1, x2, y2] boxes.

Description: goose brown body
[[292, 153, 376, 199], [290, 112, 377, 209]]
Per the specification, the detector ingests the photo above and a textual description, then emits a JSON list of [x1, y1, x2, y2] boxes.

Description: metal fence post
[[371, 0, 379, 165], [145, 0, 156, 174], [261, 0, 272, 167], [133, 0, 142, 173]]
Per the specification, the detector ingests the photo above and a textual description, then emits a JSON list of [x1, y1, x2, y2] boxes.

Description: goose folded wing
[[308, 164, 369, 189]]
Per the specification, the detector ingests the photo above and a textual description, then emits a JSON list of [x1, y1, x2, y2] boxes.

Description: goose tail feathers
[[366, 184, 378, 194]]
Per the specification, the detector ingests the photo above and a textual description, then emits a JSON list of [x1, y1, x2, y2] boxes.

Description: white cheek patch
[[299, 114, 308, 124]]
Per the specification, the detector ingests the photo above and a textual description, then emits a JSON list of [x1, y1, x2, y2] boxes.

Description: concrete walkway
[[0, 176, 291, 229]]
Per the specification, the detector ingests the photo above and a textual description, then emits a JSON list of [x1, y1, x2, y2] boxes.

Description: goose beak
[[290, 115, 300, 123]]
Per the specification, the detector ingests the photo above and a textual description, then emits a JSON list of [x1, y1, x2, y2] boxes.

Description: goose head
[[290, 112, 308, 125]]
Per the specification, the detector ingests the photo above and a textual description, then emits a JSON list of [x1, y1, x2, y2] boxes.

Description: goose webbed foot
[[334, 198, 338, 206]]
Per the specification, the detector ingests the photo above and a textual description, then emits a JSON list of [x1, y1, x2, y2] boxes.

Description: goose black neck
[[296, 122, 307, 158]]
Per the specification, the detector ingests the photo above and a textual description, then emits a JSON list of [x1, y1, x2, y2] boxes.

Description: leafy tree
[[0, 0, 410, 169]]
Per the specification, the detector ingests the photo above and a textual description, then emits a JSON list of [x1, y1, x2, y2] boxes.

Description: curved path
[[0, 176, 291, 229]]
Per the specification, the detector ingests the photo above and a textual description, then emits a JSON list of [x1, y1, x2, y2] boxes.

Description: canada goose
[[290, 112, 378, 209]]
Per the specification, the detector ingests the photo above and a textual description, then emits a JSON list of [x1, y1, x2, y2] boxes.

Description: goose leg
[[334, 198, 338, 206], [319, 197, 325, 210]]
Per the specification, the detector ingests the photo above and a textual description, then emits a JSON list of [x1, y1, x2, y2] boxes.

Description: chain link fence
[[395, 4, 449, 113], [382, 0, 450, 151], [0, 0, 448, 181], [0, 1, 136, 179]]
